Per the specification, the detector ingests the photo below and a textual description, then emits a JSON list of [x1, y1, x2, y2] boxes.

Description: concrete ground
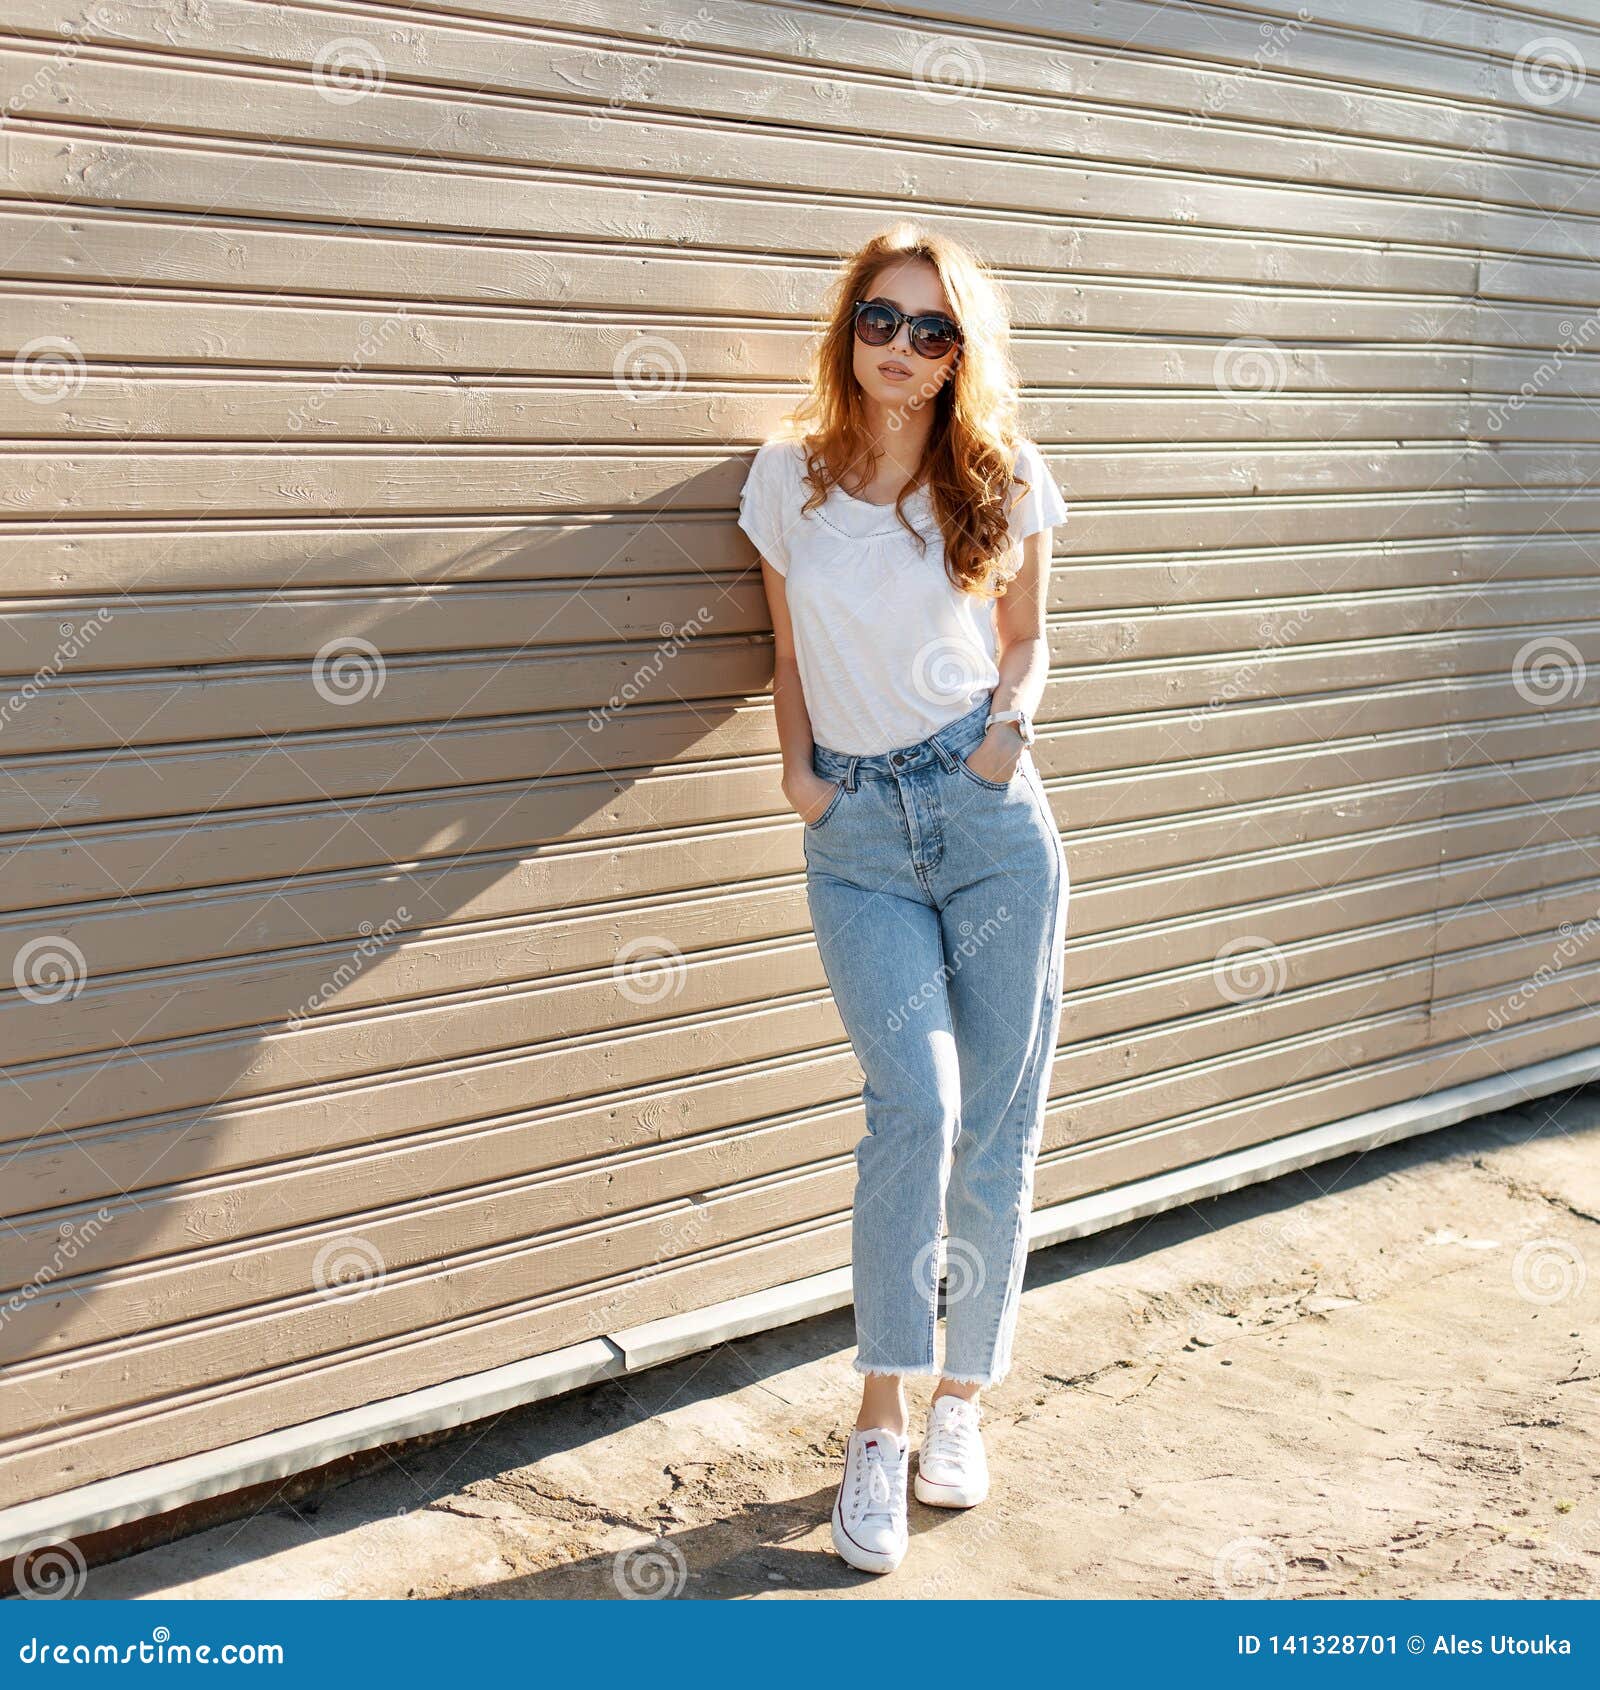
[[90, 1087, 1599, 1600]]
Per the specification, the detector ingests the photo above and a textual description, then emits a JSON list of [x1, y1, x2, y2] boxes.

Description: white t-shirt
[[738, 435, 1069, 755]]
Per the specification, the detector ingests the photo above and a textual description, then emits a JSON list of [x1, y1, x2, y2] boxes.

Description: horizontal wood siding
[[1, 0, 1597, 1506]]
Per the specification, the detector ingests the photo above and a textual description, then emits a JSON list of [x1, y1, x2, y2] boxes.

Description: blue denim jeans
[[803, 693, 1069, 1386]]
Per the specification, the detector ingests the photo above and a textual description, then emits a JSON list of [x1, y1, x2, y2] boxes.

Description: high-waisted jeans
[[803, 692, 1070, 1386]]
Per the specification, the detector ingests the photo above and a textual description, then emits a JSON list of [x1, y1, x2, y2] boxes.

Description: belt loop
[[845, 755, 860, 792], [930, 736, 957, 773]]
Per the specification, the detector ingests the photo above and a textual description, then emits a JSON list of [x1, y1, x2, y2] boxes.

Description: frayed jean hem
[[853, 1355, 999, 1386], [853, 1355, 939, 1379], [936, 1365, 1000, 1387]]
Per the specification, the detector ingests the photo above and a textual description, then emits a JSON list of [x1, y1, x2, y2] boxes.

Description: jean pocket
[[955, 747, 1020, 792], [803, 779, 847, 830]]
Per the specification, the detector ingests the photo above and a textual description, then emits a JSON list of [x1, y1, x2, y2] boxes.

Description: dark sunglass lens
[[912, 319, 958, 357], [855, 304, 898, 345]]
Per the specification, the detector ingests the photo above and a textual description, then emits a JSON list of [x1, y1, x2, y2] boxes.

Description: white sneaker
[[830, 1425, 909, 1573], [914, 1395, 988, 1508]]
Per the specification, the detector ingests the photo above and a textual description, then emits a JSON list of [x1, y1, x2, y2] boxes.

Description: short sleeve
[[737, 440, 795, 576], [1005, 437, 1069, 545]]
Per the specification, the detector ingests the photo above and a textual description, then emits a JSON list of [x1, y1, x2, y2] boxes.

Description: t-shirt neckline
[[782, 440, 934, 539], [832, 479, 930, 510]]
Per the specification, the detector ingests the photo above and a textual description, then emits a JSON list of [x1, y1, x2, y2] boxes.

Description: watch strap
[[985, 708, 1034, 745]]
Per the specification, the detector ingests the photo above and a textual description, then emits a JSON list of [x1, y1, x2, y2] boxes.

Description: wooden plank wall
[[2, 0, 1598, 1508]]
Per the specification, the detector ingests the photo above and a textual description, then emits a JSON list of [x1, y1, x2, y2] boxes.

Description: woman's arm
[[966, 526, 1053, 781], [760, 557, 841, 823]]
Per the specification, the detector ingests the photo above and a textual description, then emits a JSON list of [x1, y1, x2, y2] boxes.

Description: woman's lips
[[878, 361, 912, 380]]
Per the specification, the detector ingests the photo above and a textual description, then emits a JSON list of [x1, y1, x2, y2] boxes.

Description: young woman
[[737, 224, 1069, 1576]]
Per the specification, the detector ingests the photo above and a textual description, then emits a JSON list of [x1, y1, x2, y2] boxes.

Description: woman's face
[[850, 258, 960, 417]]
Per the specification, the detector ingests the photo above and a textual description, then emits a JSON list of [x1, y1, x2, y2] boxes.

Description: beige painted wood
[[5, 572, 1596, 749], [6, 768, 1597, 1142], [6, 713, 1594, 926], [0, 46, 1528, 213], [0, 1219, 856, 1504], [0, 1117, 866, 1364], [15, 271, 1591, 369], [0, 214, 1474, 311], [2, 495, 1594, 600], [2, 986, 1587, 1501], [15, 794, 1589, 1019], [3, 696, 1588, 953], [0, 128, 1522, 260], [11, 863, 1596, 1330], [9, 947, 1597, 1434], [11, 858, 1595, 1294], [1031, 999, 1600, 1211], [16, 443, 1600, 524], [15, 767, 1600, 1095], [4, 625, 1596, 810], [6, 284, 1582, 375], [5, 716, 1596, 1068], [1, 0, 1597, 1511], [1, 381, 1495, 445], [12, 0, 1597, 167]]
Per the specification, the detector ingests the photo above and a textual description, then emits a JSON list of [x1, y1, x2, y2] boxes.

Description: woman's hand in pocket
[[962, 726, 1024, 785], [783, 770, 843, 826]]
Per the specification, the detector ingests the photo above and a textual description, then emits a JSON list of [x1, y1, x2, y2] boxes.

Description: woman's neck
[[858, 398, 934, 493]]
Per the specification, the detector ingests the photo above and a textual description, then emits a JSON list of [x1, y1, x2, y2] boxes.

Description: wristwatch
[[985, 707, 1034, 746]]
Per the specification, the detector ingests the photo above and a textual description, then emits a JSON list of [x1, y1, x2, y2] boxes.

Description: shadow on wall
[[0, 451, 863, 1508]]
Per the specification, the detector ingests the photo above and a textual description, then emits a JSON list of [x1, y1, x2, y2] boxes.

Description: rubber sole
[[913, 1469, 988, 1509]]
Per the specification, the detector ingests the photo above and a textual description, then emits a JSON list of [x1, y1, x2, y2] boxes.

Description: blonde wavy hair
[[780, 222, 1031, 598]]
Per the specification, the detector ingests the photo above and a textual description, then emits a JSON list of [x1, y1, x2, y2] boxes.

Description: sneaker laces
[[854, 1436, 899, 1524], [924, 1401, 976, 1465]]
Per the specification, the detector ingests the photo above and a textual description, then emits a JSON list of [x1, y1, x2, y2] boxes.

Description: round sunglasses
[[851, 298, 963, 360]]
